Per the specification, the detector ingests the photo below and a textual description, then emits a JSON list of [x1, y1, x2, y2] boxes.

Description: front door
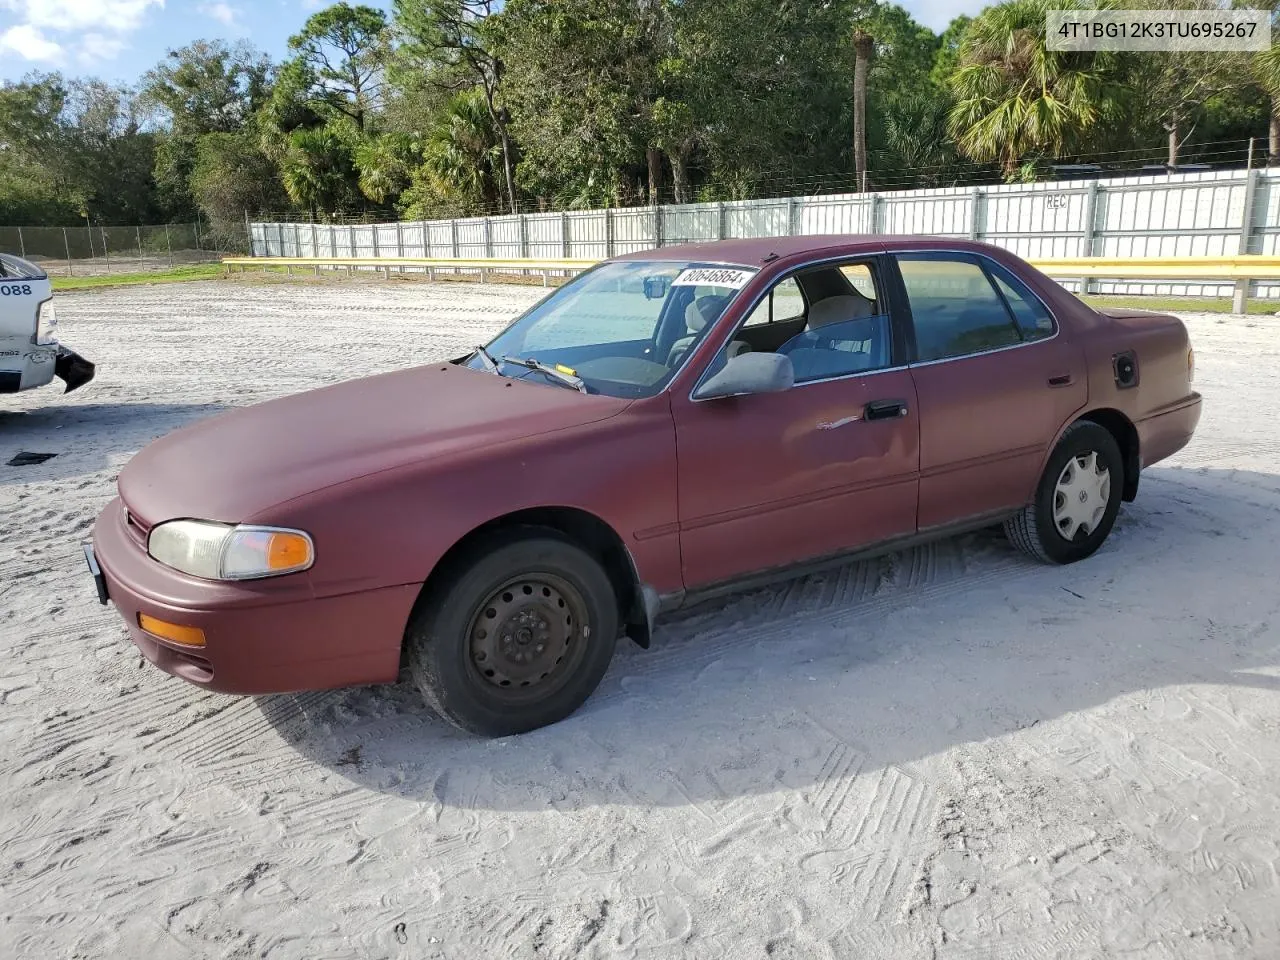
[[893, 252, 1088, 529], [671, 256, 921, 590]]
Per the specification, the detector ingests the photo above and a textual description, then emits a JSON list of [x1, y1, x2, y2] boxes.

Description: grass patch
[[1082, 294, 1279, 315], [52, 263, 229, 291]]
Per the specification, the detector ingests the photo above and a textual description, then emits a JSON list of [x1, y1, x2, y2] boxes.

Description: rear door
[[893, 252, 1087, 529]]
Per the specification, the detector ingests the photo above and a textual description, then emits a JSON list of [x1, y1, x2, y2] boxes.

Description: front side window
[[466, 260, 756, 398], [776, 260, 892, 382], [896, 254, 1023, 362], [743, 277, 805, 326]]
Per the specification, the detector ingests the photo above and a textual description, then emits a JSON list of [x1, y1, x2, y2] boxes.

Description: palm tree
[[876, 93, 960, 188], [418, 89, 504, 213], [1253, 39, 1280, 166], [280, 126, 361, 216], [853, 26, 874, 192], [947, 0, 1120, 179]]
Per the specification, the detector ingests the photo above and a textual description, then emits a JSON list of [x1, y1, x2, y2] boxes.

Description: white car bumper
[[0, 344, 58, 393]]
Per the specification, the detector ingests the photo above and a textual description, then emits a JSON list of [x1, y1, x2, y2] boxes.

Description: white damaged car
[[0, 253, 94, 396]]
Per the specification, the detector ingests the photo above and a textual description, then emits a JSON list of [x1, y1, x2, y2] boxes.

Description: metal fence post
[[716, 202, 726, 240], [62, 227, 72, 277], [165, 225, 174, 266], [969, 188, 984, 240], [1078, 180, 1100, 295], [17, 226, 25, 259], [653, 205, 663, 248], [396, 220, 404, 274], [518, 214, 530, 277], [561, 212, 570, 258], [869, 195, 882, 234], [605, 208, 615, 258], [294, 222, 303, 259], [371, 222, 380, 259], [1234, 167, 1260, 313], [450, 219, 460, 276], [102, 227, 111, 273], [136, 225, 144, 265], [787, 196, 799, 235]]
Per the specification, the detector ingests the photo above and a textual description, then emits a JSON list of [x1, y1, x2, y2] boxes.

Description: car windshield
[[464, 259, 758, 398]]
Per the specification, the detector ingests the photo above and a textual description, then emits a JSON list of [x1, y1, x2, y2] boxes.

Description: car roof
[[610, 234, 1001, 268]]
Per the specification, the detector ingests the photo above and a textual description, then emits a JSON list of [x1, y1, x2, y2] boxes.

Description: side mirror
[[694, 351, 795, 400]]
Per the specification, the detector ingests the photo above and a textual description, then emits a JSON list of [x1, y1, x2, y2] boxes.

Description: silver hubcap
[[1053, 450, 1111, 541]]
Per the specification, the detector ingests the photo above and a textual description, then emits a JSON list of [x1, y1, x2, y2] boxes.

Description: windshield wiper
[[500, 355, 588, 393], [474, 344, 501, 375]]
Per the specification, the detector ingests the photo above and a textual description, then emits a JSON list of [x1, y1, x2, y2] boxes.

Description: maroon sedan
[[85, 236, 1201, 736]]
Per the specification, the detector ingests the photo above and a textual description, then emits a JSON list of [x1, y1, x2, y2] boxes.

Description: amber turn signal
[[138, 614, 207, 648], [266, 532, 312, 570]]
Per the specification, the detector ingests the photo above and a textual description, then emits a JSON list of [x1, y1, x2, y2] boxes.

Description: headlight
[[148, 520, 314, 580], [35, 299, 58, 345]]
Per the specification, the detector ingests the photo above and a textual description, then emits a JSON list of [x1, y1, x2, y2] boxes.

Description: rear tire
[[406, 528, 619, 736], [1005, 421, 1124, 565]]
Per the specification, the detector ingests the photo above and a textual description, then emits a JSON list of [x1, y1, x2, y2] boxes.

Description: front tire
[[406, 529, 619, 736], [1005, 421, 1124, 565]]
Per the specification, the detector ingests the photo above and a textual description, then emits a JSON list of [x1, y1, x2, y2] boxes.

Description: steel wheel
[[465, 572, 590, 702], [1052, 450, 1111, 541]]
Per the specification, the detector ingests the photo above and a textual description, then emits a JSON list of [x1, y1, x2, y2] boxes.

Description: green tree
[[401, 89, 503, 216], [190, 132, 288, 236], [393, 0, 518, 212], [140, 40, 272, 136], [875, 92, 959, 188], [948, 0, 1122, 178], [286, 3, 390, 132], [280, 125, 363, 215]]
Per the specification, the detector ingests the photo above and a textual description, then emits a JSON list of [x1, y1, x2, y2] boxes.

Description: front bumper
[[87, 497, 419, 694]]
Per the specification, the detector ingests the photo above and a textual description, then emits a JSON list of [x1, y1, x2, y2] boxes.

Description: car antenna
[[761, 251, 779, 264]]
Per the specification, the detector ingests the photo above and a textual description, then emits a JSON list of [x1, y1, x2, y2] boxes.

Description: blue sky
[[0, 0, 980, 86]]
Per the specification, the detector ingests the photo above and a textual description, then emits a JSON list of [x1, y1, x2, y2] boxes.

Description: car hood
[[118, 363, 631, 525]]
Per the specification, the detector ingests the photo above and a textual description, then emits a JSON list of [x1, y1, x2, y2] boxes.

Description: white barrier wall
[[251, 167, 1280, 299]]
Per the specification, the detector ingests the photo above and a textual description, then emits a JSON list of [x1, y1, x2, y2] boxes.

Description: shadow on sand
[[253, 464, 1280, 813]]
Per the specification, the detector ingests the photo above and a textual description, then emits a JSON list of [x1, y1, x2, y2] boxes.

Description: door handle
[[1048, 374, 1073, 387], [864, 399, 908, 421]]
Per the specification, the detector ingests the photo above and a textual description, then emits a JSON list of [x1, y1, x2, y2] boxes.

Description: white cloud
[[0, 0, 163, 68], [3, 0, 163, 33], [198, 1, 238, 27], [0, 22, 63, 62], [77, 31, 126, 63]]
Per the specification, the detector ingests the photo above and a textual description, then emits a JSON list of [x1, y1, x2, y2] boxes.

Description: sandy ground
[[2, 280, 1279, 960]]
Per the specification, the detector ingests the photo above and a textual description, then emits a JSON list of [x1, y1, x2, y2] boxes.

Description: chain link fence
[[0, 221, 250, 277]]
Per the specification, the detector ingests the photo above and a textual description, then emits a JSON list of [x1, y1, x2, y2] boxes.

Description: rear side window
[[989, 267, 1056, 341], [896, 254, 1023, 362]]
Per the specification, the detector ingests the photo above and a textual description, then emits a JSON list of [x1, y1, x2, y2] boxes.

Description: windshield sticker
[[671, 267, 755, 290]]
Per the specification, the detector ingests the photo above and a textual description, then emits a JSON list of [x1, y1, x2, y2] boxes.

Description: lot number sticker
[[671, 267, 756, 290]]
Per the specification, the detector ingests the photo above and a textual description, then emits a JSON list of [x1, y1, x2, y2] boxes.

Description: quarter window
[[896, 254, 1024, 362], [990, 269, 1056, 341]]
